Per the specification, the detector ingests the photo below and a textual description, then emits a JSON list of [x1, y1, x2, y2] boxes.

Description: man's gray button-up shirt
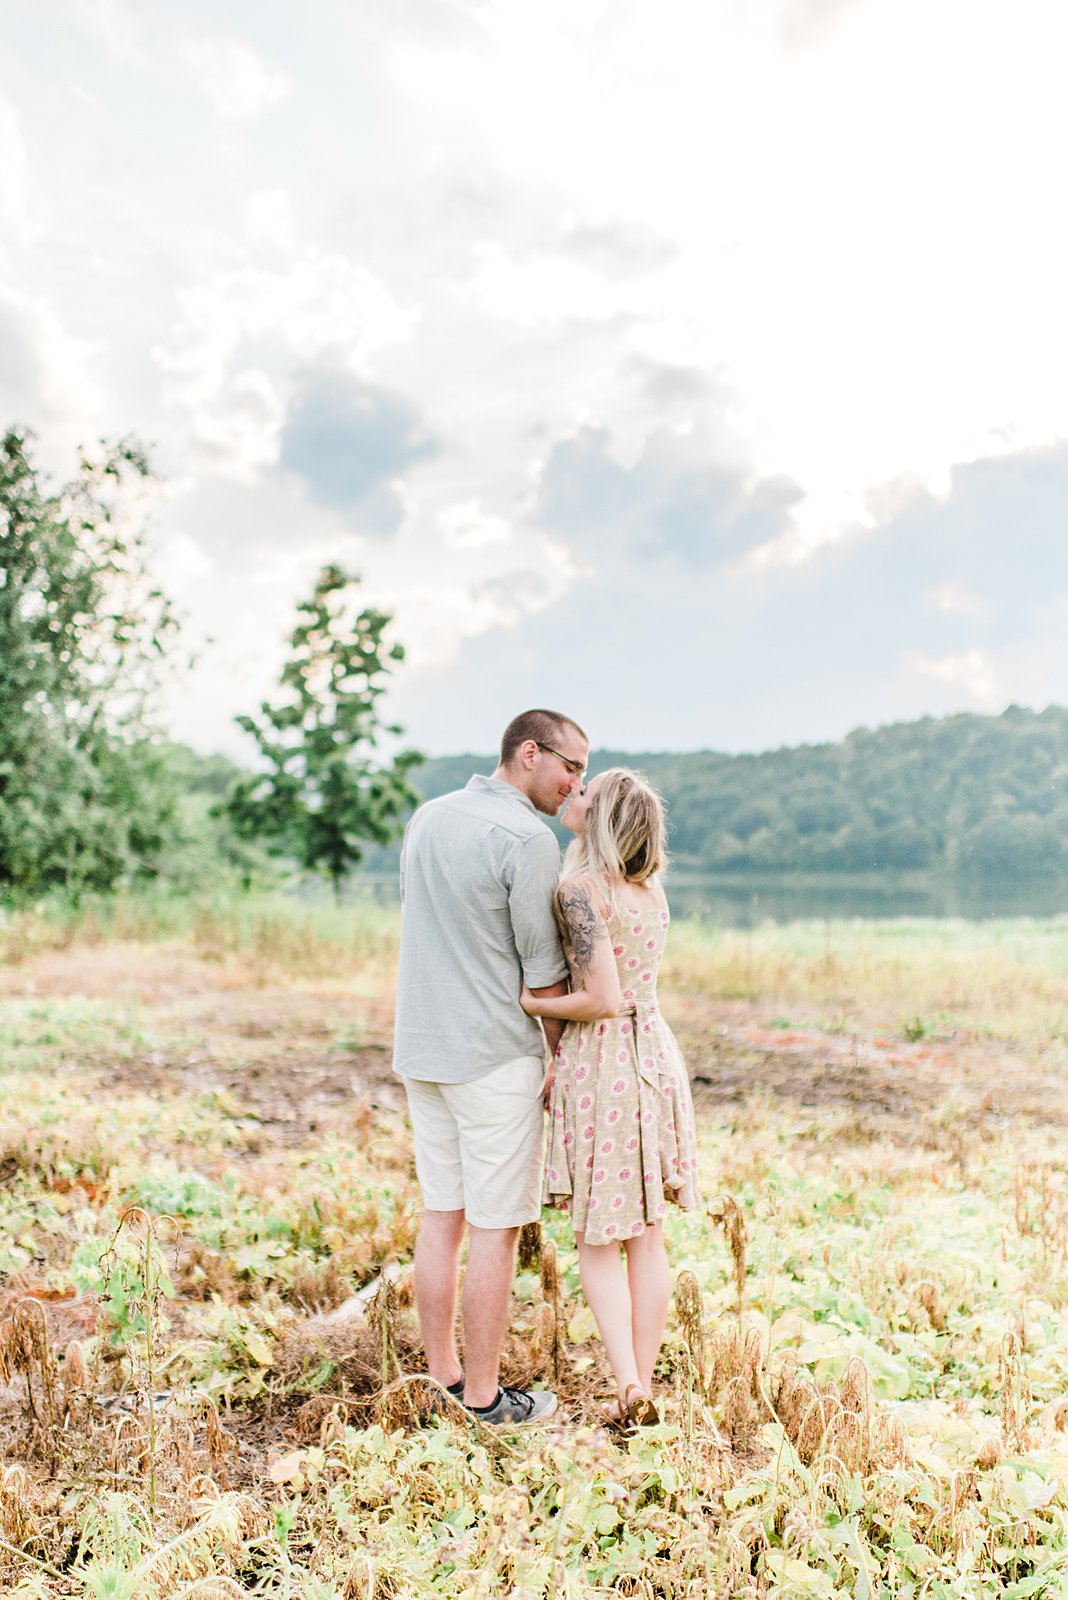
[[392, 774, 568, 1084]]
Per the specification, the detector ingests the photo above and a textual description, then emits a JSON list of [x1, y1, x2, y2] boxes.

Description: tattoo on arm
[[558, 882, 607, 974]]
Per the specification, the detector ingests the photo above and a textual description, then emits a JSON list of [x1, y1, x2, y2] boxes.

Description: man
[[393, 708, 589, 1427]]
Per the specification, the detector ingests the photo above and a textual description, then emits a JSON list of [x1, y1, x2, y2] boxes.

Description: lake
[[355, 870, 1068, 927]]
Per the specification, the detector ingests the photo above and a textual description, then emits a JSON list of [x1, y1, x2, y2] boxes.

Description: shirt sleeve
[[507, 829, 568, 987], [398, 821, 409, 906]]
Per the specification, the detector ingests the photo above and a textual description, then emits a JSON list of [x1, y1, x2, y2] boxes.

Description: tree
[[225, 565, 423, 895], [0, 429, 181, 895]]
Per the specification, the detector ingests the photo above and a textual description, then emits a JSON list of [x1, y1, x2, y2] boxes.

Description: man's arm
[[529, 981, 568, 1058], [529, 980, 568, 1106], [507, 831, 569, 1001]]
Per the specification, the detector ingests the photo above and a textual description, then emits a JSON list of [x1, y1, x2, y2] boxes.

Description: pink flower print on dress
[[621, 1021, 631, 1035], [606, 1224, 617, 1237], [631, 1221, 643, 1235], [626, 1137, 639, 1152], [617, 1050, 627, 1065], [579, 1095, 592, 1111], [576, 1065, 587, 1081], [641, 972, 651, 982], [597, 1023, 607, 1036], [563, 1132, 574, 1148], [589, 1196, 598, 1210], [646, 939, 656, 950], [613, 1079, 627, 1094], [617, 1168, 631, 1183], [644, 1057, 654, 1070], [549, 1167, 558, 1183], [623, 990, 634, 1000], [626, 958, 639, 970], [607, 1108, 620, 1124], [612, 1195, 624, 1208], [594, 1168, 606, 1183], [582, 1124, 594, 1140], [600, 1139, 614, 1154], [585, 1155, 594, 1169], [632, 924, 641, 934], [613, 945, 624, 956]]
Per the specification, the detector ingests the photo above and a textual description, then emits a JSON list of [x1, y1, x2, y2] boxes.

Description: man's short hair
[[500, 709, 588, 767]]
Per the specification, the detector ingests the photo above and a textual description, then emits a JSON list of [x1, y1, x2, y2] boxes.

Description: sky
[[3, 0, 1067, 761]]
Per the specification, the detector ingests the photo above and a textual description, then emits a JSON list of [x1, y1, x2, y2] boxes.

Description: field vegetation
[[2, 898, 1068, 1596]]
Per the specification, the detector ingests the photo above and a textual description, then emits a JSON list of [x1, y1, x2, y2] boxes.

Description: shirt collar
[[466, 773, 537, 815]]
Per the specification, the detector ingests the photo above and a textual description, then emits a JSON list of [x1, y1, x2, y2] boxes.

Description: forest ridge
[[372, 706, 1068, 880]]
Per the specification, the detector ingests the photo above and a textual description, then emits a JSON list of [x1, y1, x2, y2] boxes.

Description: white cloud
[[65, 0, 151, 68], [473, 245, 632, 325], [0, 97, 32, 255], [244, 188, 296, 248], [926, 582, 995, 622], [905, 649, 1001, 707], [183, 35, 291, 120], [0, 285, 100, 442], [188, 368, 286, 481], [154, 252, 416, 479], [152, 528, 214, 597], [439, 498, 512, 549]]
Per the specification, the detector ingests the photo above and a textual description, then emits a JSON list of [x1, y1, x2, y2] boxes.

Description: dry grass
[[663, 914, 1068, 1043], [1, 907, 1068, 1595]]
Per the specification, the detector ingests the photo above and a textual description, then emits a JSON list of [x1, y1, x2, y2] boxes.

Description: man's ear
[[518, 739, 539, 770]]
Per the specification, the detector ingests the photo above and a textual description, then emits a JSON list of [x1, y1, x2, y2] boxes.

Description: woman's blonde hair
[[561, 766, 668, 891]]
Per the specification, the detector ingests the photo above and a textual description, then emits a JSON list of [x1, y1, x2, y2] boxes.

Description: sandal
[[603, 1385, 659, 1431], [622, 1385, 659, 1427]]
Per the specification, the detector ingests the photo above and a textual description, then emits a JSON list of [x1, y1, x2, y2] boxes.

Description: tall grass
[[662, 915, 1068, 1040], [0, 888, 400, 972], [5, 890, 1068, 1039]]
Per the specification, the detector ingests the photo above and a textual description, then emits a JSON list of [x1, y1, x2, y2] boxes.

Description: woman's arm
[[520, 877, 622, 1022]]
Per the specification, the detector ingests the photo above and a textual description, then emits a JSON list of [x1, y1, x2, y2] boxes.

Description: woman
[[520, 767, 701, 1426]]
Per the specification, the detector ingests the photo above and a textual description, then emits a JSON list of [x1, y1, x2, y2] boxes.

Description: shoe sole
[[479, 1393, 559, 1430]]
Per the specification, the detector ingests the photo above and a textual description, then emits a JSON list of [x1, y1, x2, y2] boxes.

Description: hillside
[[367, 706, 1068, 882]]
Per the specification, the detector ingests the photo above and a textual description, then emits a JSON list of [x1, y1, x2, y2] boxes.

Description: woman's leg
[[622, 1222, 671, 1391], [575, 1233, 642, 1400]]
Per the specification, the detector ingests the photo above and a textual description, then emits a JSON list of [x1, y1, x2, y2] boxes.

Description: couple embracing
[[392, 708, 701, 1429]]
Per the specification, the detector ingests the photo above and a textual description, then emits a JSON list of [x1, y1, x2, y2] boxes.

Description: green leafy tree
[[0, 428, 181, 895], [226, 564, 423, 895]]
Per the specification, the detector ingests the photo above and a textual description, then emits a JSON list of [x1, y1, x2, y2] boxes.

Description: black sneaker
[[416, 1375, 465, 1424], [467, 1386, 558, 1429]]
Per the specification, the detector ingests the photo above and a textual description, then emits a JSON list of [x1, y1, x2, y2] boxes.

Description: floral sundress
[[543, 881, 702, 1246]]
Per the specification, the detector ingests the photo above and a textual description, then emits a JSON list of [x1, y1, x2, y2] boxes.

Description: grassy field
[[2, 897, 1068, 1597]]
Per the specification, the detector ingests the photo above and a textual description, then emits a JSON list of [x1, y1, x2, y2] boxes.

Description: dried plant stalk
[[539, 1240, 561, 1383], [517, 1220, 542, 1272], [674, 1269, 707, 1395], [707, 1194, 748, 1318]]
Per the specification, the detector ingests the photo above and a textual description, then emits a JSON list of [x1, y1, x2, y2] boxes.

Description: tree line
[[3, 428, 1065, 900], [387, 707, 1068, 883], [0, 431, 418, 900]]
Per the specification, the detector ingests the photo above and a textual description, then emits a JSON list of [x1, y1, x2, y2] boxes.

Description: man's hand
[[527, 978, 568, 1062], [542, 1057, 555, 1110]]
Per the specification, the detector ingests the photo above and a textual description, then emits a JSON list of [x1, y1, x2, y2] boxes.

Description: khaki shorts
[[404, 1055, 546, 1229]]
